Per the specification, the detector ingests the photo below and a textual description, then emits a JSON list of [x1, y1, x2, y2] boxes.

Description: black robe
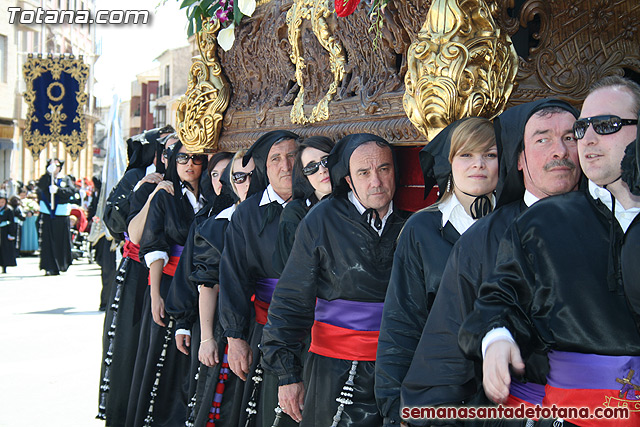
[[0, 206, 17, 268], [375, 209, 460, 426], [126, 189, 198, 427], [459, 191, 640, 374], [219, 190, 295, 427], [401, 201, 534, 426], [103, 168, 146, 242], [622, 218, 640, 330], [97, 176, 155, 426], [261, 196, 409, 427], [37, 173, 75, 273], [272, 198, 309, 275]]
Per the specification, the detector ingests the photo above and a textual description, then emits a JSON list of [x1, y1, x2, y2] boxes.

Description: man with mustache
[[459, 76, 640, 426], [400, 99, 581, 426]]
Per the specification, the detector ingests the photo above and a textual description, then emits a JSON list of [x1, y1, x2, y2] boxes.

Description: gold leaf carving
[[403, 0, 518, 141], [287, 0, 347, 124], [177, 19, 230, 153]]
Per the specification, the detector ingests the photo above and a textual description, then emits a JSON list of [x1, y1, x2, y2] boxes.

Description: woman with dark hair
[[375, 117, 499, 424], [8, 196, 25, 256], [273, 136, 334, 274], [126, 140, 209, 427], [0, 193, 17, 273]]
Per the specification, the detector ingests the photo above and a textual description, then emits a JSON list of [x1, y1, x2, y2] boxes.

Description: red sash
[[122, 240, 140, 263], [309, 320, 379, 361]]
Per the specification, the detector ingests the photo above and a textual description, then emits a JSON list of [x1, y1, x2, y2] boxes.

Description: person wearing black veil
[[162, 150, 235, 425], [218, 130, 299, 427], [375, 117, 498, 426], [272, 135, 335, 274], [621, 110, 640, 329], [97, 126, 175, 425], [458, 77, 640, 426], [400, 99, 581, 426], [175, 150, 254, 427], [126, 140, 210, 427], [36, 158, 77, 276], [261, 133, 410, 426]]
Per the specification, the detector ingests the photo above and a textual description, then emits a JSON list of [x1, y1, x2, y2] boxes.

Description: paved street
[[0, 255, 107, 427]]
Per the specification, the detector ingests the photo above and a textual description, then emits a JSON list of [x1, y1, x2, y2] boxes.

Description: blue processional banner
[[22, 54, 90, 160]]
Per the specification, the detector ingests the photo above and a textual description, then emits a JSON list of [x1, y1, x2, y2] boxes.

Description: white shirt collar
[[588, 180, 640, 233], [259, 184, 288, 207], [182, 186, 205, 214], [523, 190, 540, 208], [215, 204, 236, 220], [145, 163, 156, 175], [438, 193, 476, 234], [348, 191, 394, 236]]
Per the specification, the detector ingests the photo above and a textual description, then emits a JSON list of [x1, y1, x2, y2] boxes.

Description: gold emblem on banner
[[287, 0, 346, 125], [22, 54, 89, 160], [176, 19, 231, 153], [403, 0, 518, 141]]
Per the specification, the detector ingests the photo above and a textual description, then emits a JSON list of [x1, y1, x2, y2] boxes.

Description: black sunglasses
[[232, 171, 253, 184], [176, 153, 206, 165], [573, 115, 638, 139], [302, 156, 329, 176]]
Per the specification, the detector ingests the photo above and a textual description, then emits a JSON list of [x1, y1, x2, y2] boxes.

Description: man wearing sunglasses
[[460, 76, 640, 426]]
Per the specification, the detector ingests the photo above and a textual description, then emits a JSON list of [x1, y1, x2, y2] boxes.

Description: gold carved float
[[176, 19, 231, 153]]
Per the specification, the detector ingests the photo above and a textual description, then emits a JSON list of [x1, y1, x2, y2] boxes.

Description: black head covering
[[621, 112, 640, 196], [494, 98, 580, 207], [125, 128, 165, 172], [328, 133, 394, 198], [292, 136, 335, 203], [164, 141, 210, 200], [419, 118, 473, 199], [211, 156, 240, 215], [242, 130, 300, 198]]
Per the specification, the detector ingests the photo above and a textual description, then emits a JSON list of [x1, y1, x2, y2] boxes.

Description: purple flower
[[216, 8, 229, 22]]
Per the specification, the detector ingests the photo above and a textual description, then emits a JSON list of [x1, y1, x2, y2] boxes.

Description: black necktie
[[260, 201, 283, 235], [470, 195, 493, 219], [363, 208, 382, 231]]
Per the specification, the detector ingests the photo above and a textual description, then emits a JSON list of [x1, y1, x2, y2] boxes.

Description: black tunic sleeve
[[127, 182, 156, 226], [375, 211, 459, 425], [104, 168, 144, 240], [458, 222, 540, 362], [261, 215, 319, 385], [138, 190, 171, 267], [272, 199, 308, 275], [165, 221, 199, 331], [191, 216, 228, 288], [1, 208, 16, 237]]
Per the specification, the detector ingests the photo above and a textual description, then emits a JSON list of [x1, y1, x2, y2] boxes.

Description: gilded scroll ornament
[[403, 0, 518, 141], [22, 54, 89, 160], [177, 19, 231, 153], [287, 0, 347, 125]]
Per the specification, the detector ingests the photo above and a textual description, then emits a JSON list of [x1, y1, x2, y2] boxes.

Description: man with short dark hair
[[261, 133, 410, 426], [460, 76, 640, 426], [399, 99, 581, 426]]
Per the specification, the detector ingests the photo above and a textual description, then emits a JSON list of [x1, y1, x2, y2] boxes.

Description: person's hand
[[198, 338, 220, 367], [150, 294, 166, 327], [176, 333, 191, 355], [278, 382, 305, 423], [483, 340, 525, 403], [227, 337, 252, 381], [49, 185, 58, 194], [152, 180, 174, 198], [140, 172, 163, 186]]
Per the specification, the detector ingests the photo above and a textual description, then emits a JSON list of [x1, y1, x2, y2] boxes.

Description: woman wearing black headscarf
[[126, 140, 210, 427], [375, 117, 499, 425], [272, 136, 335, 274]]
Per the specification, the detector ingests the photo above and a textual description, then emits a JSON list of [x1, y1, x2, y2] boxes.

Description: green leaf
[[179, 0, 198, 10], [233, 0, 242, 25], [195, 13, 203, 33], [200, 0, 214, 11], [187, 19, 194, 37]]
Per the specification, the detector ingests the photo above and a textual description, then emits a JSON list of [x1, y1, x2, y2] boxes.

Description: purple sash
[[255, 278, 278, 303], [314, 298, 384, 332], [547, 350, 640, 390], [169, 245, 184, 258], [510, 379, 545, 405]]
